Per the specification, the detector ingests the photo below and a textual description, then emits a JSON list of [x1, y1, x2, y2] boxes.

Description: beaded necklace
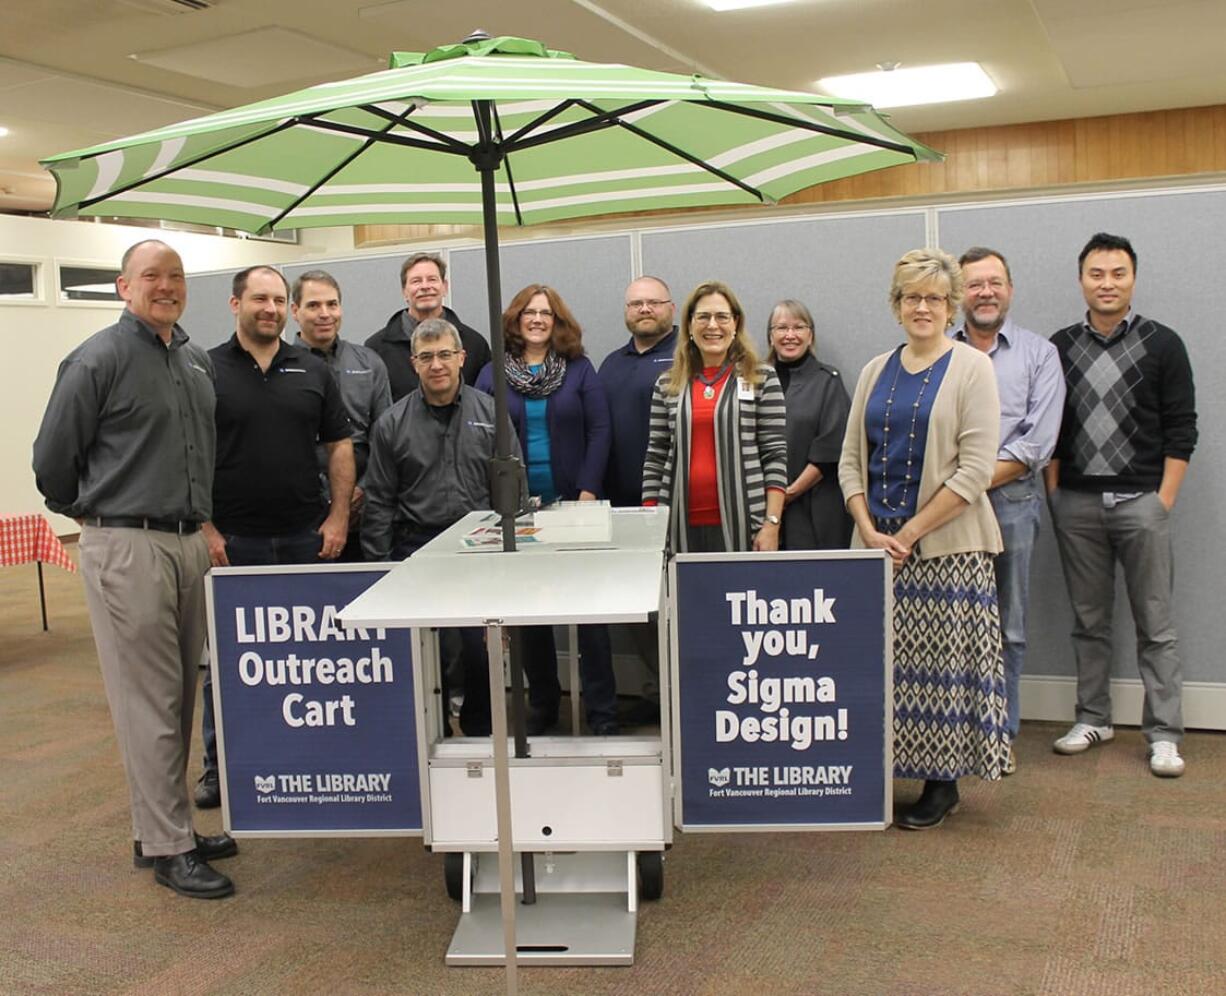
[[879, 349, 941, 512]]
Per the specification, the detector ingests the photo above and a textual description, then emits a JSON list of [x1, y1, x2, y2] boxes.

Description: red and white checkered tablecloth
[[0, 514, 77, 573]]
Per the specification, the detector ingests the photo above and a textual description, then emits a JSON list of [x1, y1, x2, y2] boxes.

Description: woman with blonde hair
[[839, 249, 1007, 829], [642, 280, 787, 552]]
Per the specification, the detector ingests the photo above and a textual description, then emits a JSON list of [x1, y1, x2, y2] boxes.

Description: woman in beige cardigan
[[839, 248, 1008, 830]]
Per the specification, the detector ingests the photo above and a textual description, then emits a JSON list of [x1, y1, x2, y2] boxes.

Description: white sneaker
[[1149, 741, 1185, 778], [1053, 723, 1114, 755]]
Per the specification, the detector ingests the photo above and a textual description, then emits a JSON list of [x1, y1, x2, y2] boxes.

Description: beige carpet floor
[[2, 544, 1224, 995]]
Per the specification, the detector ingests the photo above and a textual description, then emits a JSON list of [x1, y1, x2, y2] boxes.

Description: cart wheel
[[443, 852, 464, 902], [637, 851, 664, 901]]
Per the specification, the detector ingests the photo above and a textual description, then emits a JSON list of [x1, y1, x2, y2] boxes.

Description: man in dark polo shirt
[[597, 275, 677, 724], [292, 269, 391, 560], [364, 252, 490, 400], [193, 265, 354, 808], [34, 239, 238, 899]]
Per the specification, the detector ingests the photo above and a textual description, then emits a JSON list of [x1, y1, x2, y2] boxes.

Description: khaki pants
[[78, 526, 210, 856]]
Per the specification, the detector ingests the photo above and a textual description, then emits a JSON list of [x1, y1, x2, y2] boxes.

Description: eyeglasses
[[412, 349, 459, 364], [964, 278, 1008, 293], [521, 308, 554, 320], [770, 323, 811, 334], [693, 311, 735, 327], [626, 298, 671, 310], [901, 293, 948, 308]]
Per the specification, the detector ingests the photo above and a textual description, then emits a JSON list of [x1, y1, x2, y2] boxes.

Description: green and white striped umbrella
[[42, 34, 940, 234]]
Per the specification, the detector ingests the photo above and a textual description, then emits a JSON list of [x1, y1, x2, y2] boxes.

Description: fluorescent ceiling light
[[703, 0, 795, 11], [818, 62, 997, 109]]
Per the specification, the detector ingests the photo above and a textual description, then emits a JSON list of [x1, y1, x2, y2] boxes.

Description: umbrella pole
[[474, 104, 538, 908]]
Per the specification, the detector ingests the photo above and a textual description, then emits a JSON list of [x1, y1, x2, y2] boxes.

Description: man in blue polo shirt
[[598, 276, 677, 722], [193, 265, 354, 808]]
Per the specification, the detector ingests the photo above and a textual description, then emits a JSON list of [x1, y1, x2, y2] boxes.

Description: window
[[58, 264, 122, 302], [0, 260, 38, 300]]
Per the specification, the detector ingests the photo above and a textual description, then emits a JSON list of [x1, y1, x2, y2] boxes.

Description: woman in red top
[[641, 280, 788, 553]]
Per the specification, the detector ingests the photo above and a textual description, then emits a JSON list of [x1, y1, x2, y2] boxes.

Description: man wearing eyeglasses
[[361, 318, 523, 735], [597, 276, 678, 725], [598, 276, 678, 508], [950, 247, 1065, 775]]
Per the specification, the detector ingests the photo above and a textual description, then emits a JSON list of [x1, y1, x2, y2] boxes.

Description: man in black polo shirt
[[193, 265, 354, 808], [364, 252, 491, 400]]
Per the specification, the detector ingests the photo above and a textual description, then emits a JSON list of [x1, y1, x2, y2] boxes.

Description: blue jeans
[[201, 528, 323, 774], [990, 478, 1042, 740]]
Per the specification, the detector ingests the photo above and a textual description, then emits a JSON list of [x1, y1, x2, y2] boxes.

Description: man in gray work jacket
[[32, 240, 238, 900], [292, 269, 392, 560], [362, 317, 524, 735]]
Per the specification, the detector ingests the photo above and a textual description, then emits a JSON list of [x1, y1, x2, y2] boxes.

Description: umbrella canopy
[[42, 34, 940, 234]]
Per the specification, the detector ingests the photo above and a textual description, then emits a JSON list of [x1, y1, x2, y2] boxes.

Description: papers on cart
[[458, 502, 615, 551]]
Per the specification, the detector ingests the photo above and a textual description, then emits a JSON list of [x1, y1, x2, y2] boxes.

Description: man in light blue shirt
[[952, 247, 1066, 773]]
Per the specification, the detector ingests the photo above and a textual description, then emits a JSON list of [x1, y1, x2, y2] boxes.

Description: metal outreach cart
[[339, 506, 672, 966]]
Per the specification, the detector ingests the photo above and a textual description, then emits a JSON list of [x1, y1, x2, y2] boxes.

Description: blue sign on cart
[[673, 553, 890, 830], [208, 567, 422, 834]]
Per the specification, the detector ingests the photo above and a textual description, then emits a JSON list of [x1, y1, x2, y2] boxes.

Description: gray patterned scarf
[[505, 350, 567, 398]]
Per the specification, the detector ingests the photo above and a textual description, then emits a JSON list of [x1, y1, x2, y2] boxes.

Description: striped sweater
[[642, 365, 788, 552]]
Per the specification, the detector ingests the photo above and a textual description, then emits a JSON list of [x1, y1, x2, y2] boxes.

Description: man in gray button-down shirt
[[292, 269, 391, 560], [952, 247, 1065, 774], [33, 240, 237, 899]]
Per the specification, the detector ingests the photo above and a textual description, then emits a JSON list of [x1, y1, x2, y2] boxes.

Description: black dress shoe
[[591, 720, 620, 736], [617, 697, 660, 727], [897, 779, 960, 830], [135, 832, 238, 869], [153, 851, 234, 899], [526, 703, 558, 736], [194, 770, 220, 809]]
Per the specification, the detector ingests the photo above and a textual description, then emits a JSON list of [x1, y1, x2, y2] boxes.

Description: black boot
[[897, 779, 959, 830]]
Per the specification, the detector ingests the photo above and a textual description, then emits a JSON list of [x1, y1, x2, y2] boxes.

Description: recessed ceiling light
[[702, 0, 795, 11], [0, 126, 9, 138], [818, 62, 997, 109]]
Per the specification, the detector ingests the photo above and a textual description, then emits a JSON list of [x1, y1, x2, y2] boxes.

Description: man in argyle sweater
[[1045, 232, 1197, 777]]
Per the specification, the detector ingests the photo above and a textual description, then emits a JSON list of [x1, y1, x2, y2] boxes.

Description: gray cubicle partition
[[937, 189, 1226, 691], [641, 210, 928, 380], [449, 234, 634, 358], [183, 185, 1226, 725]]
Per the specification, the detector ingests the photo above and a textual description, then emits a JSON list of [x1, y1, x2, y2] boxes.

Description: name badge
[[737, 377, 754, 401]]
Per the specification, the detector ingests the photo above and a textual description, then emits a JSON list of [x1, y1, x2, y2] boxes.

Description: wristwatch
[[765, 514, 781, 526]]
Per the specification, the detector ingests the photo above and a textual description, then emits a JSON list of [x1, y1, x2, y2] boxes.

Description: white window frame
[[54, 258, 126, 309], [0, 255, 48, 307]]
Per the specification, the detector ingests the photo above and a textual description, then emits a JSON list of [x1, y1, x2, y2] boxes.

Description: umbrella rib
[[305, 119, 471, 155], [358, 104, 474, 155], [570, 99, 766, 202], [696, 98, 918, 157], [505, 100, 665, 151], [260, 108, 421, 234], [490, 104, 524, 227], [74, 118, 298, 212], [505, 99, 578, 144]]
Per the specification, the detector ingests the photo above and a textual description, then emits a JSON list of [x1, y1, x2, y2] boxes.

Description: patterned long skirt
[[889, 544, 1008, 781]]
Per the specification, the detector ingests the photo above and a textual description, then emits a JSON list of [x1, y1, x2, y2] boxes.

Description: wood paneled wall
[[354, 104, 1226, 248]]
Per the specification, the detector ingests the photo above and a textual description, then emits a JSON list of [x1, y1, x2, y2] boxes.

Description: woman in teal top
[[476, 285, 616, 735]]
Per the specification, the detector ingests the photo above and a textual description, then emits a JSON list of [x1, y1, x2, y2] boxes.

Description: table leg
[[37, 561, 48, 631], [485, 622, 519, 995]]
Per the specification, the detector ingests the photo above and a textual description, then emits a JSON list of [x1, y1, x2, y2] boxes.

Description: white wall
[[1, 215, 351, 533]]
